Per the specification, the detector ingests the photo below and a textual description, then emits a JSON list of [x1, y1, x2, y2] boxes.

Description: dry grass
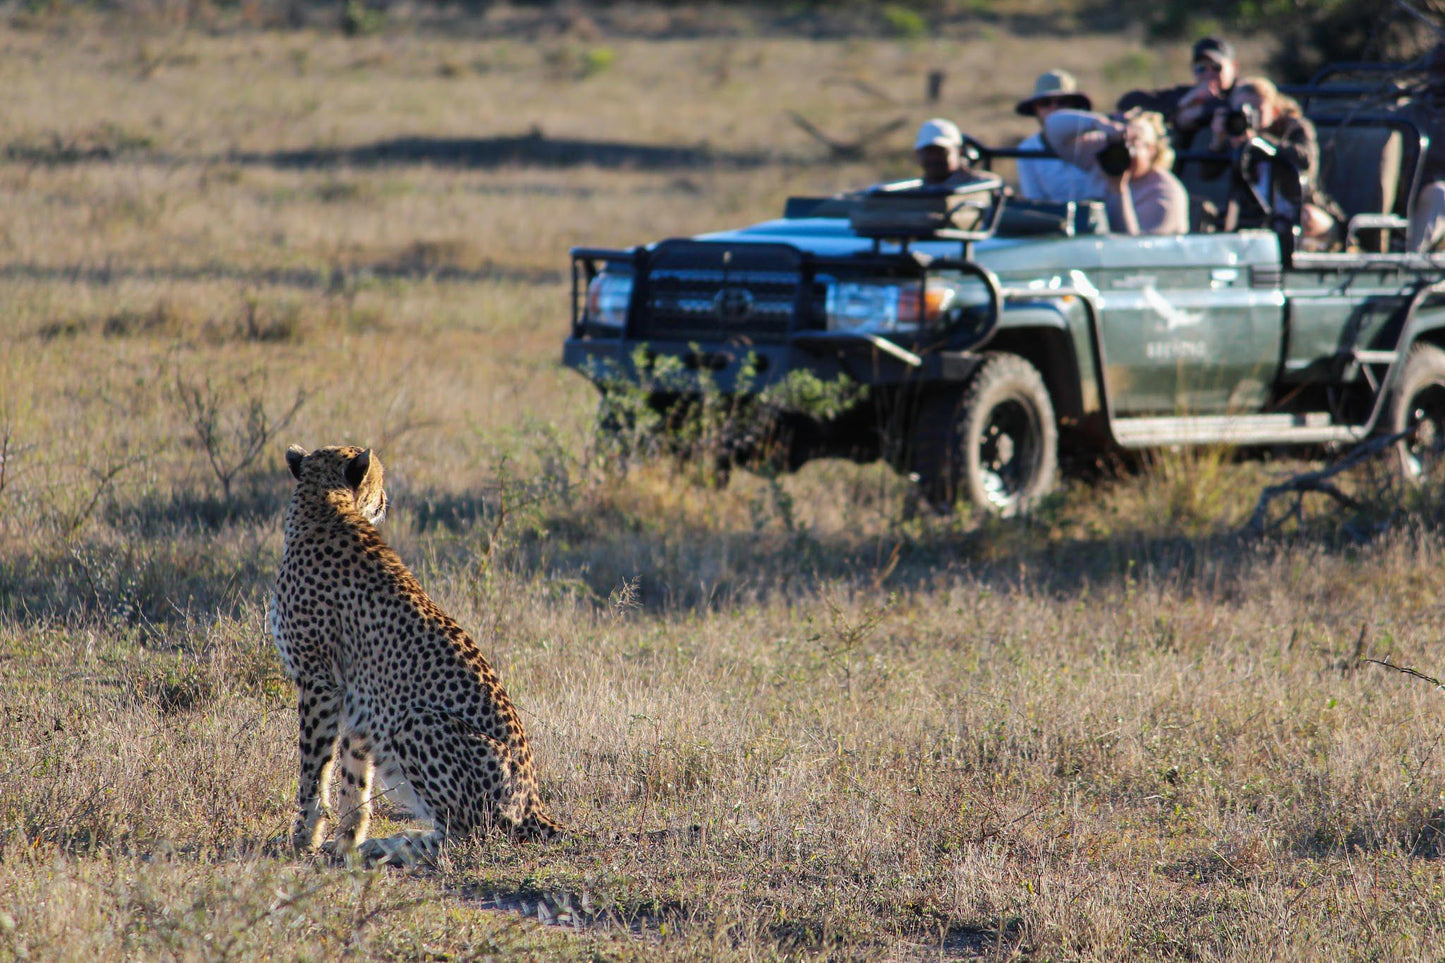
[[2, 9, 1445, 961]]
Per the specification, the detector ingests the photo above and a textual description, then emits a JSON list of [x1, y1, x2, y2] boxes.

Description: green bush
[[581, 46, 617, 78], [340, 0, 385, 37], [880, 4, 928, 39], [589, 346, 866, 486]]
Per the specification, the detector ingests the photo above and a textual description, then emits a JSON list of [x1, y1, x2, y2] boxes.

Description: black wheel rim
[[976, 398, 1042, 508], [1404, 383, 1445, 479]]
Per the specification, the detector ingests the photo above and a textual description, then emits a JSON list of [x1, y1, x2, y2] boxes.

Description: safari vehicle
[[563, 61, 1445, 514]]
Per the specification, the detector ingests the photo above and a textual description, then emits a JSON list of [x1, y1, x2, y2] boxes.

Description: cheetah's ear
[[286, 445, 307, 480], [344, 449, 372, 490]]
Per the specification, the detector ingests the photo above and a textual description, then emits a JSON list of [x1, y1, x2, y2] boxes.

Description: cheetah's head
[[285, 444, 388, 524]]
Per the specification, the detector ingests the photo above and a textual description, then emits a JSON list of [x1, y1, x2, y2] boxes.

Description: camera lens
[[1097, 140, 1133, 177], [1224, 105, 1256, 138]]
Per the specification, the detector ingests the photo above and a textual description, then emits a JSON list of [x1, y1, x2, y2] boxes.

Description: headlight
[[584, 270, 633, 331], [826, 281, 908, 333], [824, 277, 983, 334]]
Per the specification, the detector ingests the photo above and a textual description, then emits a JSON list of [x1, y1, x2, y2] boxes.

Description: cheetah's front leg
[[292, 683, 343, 853], [330, 730, 376, 858]]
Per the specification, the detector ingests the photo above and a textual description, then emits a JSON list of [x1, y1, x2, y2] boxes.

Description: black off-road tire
[[1388, 342, 1445, 483], [910, 352, 1058, 515]]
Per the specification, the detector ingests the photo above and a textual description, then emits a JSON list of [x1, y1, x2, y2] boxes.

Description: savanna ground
[[2, 5, 1445, 959]]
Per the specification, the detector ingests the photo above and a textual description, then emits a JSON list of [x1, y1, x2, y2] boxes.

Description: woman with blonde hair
[[1042, 107, 1189, 235], [1210, 75, 1344, 246]]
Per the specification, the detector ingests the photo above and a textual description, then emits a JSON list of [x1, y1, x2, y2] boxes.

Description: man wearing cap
[[1015, 69, 1106, 203], [913, 117, 983, 188], [1118, 37, 1239, 152]]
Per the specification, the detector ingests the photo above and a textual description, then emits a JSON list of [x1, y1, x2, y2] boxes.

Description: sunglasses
[[1192, 60, 1223, 74], [1032, 97, 1070, 110]]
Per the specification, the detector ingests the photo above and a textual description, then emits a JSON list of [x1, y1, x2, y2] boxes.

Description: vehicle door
[[1281, 259, 1416, 391], [1090, 232, 1285, 416]]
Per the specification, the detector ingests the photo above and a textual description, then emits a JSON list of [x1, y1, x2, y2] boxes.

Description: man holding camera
[[1208, 77, 1341, 247], [1015, 69, 1105, 203], [1118, 37, 1238, 153]]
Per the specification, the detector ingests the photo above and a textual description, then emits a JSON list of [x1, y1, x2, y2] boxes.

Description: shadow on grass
[[118, 486, 287, 538], [235, 133, 774, 172], [399, 478, 1301, 612], [0, 541, 272, 628], [0, 475, 1403, 626], [0, 488, 288, 627]]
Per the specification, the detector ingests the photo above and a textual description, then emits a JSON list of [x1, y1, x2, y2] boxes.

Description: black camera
[[1096, 139, 1134, 177], [1224, 103, 1258, 137]]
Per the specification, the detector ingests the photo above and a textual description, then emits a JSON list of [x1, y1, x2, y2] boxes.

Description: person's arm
[[1174, 88, 1223, 135], [1104, 173, 1141, 235], [1267, 116, 1317, 187], [1173, 93, 1212, 133], [1042, 109, 1122, 169]]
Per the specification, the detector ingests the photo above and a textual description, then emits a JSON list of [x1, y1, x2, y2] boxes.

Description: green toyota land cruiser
[[564, 63, 1445, 514]]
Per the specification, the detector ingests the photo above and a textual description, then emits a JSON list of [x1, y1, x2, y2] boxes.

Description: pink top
[[1106, 169, 1189, 236], [1043, 109, 1190, 235]]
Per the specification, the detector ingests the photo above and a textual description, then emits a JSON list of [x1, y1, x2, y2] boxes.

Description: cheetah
[[270, 444, 561, 866]]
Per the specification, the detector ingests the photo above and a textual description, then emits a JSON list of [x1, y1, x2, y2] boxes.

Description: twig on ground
[[1364, 656, 1445, 692]]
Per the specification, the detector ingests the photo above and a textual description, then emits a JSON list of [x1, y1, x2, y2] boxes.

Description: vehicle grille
[[638, 269, 823, 344], [635, 241, 822, 344]]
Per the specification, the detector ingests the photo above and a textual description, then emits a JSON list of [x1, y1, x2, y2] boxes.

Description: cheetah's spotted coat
[[270, 444, 560, 865]]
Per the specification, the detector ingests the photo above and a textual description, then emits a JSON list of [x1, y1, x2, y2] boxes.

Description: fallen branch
[[1364, 657, 1445, 693], [1243, 430, 1409, 535]]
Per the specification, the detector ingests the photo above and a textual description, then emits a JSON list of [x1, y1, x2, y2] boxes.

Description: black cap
[[1192, 37, 1236, 64]]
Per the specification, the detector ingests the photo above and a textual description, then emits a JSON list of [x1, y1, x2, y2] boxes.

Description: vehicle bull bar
[[568, 243, 1005, 361]]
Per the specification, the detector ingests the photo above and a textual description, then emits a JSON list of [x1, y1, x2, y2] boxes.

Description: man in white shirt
[[1015, 70, 1106, 203]]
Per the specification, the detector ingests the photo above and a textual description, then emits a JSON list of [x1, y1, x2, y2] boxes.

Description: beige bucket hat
[[1015, 69, 1093, 116]]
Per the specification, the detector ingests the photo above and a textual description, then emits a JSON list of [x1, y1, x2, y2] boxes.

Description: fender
[[1404, 301, 1445, 351], [990, 295, 1101, 426], [1355, 279, 1445, 435]]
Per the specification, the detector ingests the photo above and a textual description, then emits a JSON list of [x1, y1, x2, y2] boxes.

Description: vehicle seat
[[1317, 124, 1403, 252], [1175, 127, 1232, 227]]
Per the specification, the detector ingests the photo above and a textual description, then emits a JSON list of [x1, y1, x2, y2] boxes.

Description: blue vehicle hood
[[696, 217, 1031, 259], [695, 216, 1281, 277]]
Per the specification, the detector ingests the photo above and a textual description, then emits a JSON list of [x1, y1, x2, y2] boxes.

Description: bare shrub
[[172, 356, 305, 501]]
